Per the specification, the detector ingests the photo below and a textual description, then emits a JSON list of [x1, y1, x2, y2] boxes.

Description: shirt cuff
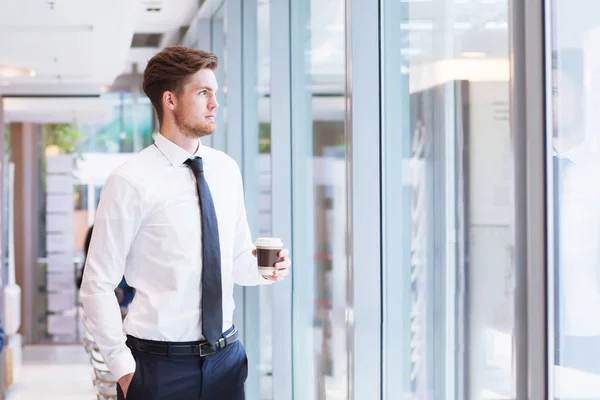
[[107, 349, 136, 382]]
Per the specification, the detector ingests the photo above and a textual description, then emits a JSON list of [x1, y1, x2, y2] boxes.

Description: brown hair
[[142, 46, 218, 125]]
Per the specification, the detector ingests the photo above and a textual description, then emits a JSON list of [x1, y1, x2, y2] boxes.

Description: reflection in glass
[[292, 0, 347, 398], [382, 0, 515, 398], [550, 4, 600, 397]]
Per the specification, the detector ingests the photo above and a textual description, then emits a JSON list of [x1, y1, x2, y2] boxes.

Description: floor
[[5, 345, 96, 400]]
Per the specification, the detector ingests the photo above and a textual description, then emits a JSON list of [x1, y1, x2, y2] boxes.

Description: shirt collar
[[154, 133, 203, 167]]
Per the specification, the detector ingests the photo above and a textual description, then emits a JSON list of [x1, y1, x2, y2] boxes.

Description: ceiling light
[[0, 65, 36, 77], [0, 24, 94, 33]]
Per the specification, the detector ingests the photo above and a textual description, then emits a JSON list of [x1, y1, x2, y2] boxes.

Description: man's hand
[[252, 248, 291, 281], [118, 372, 134, 397]]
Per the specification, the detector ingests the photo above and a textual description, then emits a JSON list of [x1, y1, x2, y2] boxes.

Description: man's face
[[172, 68, 219, 138]]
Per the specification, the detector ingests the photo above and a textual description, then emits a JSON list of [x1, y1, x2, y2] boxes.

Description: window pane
[[79, 93, 154, 153], [381, 1, 515, 398], [211, 3, 228, 151], [291, 0, 347, 398], [257, 0, 273, 399], [549, 2, 600, 398]]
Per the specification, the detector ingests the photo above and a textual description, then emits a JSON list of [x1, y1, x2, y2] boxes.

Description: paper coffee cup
[[255, 237, 283, 273]]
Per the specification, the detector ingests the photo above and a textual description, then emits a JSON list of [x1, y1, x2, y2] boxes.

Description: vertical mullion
[[270, 0, 293, 398], [543, 0, 556, 395], [348, 0, 382, 398], [289, 0, 315, 399], [524, 0, 549, 396], [510, 0, 528, 395], [380, 0, 412, 397], [190, 17, 214, 149], [239, 0, 261, 398], [226, 0, 245, 354], [226, 0, 243, 166], [209, 13, 224, 151], [511, 0, 549, 397]]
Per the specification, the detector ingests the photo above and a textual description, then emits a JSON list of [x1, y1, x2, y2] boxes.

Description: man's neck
[[160, 126, 199, 155]]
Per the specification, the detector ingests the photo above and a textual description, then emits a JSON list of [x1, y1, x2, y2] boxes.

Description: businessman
[[80, 46, 291, 399]]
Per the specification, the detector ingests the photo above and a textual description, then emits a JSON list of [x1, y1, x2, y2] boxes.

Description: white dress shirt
[[80, 133, 271, 381]]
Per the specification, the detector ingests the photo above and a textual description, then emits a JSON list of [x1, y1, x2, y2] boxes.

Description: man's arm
[[231, 164, 273, 286], [80, 173, 143, 380]]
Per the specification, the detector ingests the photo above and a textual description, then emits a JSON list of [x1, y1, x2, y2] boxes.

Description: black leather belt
[[126, 329, 239, 357]]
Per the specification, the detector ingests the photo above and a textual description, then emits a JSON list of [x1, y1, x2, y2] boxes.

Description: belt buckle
[[199, 342, 217, 357]]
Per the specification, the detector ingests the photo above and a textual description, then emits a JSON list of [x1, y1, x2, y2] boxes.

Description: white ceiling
[[126, 0, 200, 77], [0, 0, 200, 122], [0, 0, 138, 95]]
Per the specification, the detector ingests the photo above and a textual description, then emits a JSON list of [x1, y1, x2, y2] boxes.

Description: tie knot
[[185, 157, 204, 175]]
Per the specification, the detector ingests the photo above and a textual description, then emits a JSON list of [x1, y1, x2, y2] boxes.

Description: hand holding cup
[[253, 237, 290, 281]]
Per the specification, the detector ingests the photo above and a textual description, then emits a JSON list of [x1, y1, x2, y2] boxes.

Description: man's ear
[[163, 91, 177, 111]]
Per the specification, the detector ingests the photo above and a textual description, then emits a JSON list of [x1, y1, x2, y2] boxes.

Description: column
[[10, 122, 41, 345]]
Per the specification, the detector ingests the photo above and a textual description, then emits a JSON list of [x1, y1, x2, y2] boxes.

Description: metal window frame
[[224, 0, 263, 398], [208, 6, 226, 151], [347, 0, 382, 398], [543, 0, 557, 394], [270, 0, 294, 398], [510, 0, 549, 398], [379, 0, 411, 397], [288, 0, 317, 396]]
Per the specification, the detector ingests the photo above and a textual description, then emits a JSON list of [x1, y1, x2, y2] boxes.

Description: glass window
[[549, 2, 600, 398], [291, 0, 347, 398], [257, 0, 274, 399], [381, 1, 515, 398], [79, 93, 155, 153], [211, 3, 228, 151]]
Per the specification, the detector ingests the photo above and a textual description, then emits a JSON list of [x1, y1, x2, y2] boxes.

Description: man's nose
[[210, 97, 219, 109]]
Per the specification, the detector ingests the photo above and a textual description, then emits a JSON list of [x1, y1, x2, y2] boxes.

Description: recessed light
[[0, 65, 36, 77], [146, 7, 161, 12]]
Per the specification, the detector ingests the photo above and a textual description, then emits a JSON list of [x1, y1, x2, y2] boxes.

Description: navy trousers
[[117, 329, 247, 400]]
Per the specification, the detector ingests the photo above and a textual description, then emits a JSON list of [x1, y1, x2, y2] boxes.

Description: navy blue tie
[[185, 157, 223, 345]]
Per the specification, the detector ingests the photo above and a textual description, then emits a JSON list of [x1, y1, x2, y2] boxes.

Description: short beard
[[173, 108, 215, 138]]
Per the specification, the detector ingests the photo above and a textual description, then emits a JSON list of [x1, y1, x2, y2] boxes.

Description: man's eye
[[199, 91, 207, 95]]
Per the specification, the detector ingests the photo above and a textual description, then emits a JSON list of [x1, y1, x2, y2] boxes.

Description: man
[[80, 46, 291, 400]]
